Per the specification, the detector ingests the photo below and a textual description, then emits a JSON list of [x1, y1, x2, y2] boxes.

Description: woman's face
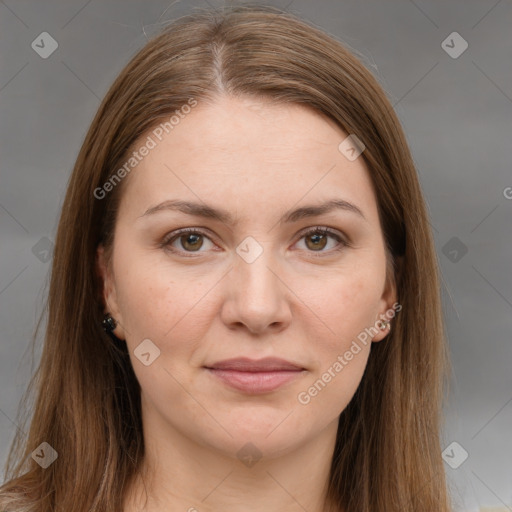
[[98, 95, 396, 460]]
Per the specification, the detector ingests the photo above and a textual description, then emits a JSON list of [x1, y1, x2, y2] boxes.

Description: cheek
[[112, 232, 183, 324], [112, 245, 218, 373], [296, 271, 378, 417], [294, 260, 383, 406], [297, 345, 370, 426], [307, 262, 385, 347]]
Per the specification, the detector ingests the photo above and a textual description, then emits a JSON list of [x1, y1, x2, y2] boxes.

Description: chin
[[201, 414, 310, 458]]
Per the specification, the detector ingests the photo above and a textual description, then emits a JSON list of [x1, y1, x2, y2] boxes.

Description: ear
[[372, 255, 400, 343], [96, 244, 126, 340]]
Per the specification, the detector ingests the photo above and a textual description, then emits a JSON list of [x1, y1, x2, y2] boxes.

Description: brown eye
[[161, 226, 347, 258], [162, 229, 215, 254], [179, 233, 204, 251], [296, 227, 348, 254], [305, 232, 328, 251]]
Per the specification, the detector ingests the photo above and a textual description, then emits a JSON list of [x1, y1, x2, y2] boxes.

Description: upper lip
[[205, 357, 305, 372]]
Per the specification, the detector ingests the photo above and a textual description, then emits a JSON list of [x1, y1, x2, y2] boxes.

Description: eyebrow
[[139, 198, 366, 225]]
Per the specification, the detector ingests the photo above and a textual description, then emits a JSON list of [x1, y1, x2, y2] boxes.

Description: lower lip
[[206, 368, 305, 394]]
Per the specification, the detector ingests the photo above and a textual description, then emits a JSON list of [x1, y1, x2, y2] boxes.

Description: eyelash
[[160, 226, 350, 258]]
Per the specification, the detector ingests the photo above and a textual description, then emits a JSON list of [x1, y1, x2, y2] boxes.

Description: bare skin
[[97, 95, 396, 512]]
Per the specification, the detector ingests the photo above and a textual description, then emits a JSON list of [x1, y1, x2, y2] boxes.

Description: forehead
[[117, 95, 379, 224]]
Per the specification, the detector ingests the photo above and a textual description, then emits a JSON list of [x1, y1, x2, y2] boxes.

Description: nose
[[220, 246, 292, 335]]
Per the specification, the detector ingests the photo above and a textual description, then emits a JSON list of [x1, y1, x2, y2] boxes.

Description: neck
[[123, 409, 341, 512]]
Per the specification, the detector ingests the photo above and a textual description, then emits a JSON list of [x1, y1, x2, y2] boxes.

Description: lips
[[204, 357, 306, 394], [205, 357, 305, 372]]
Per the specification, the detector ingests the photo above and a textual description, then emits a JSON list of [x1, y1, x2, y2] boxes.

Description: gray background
[[1, 0, 511, 510]]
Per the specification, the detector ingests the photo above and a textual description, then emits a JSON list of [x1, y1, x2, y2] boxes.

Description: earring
[[102, 313, 117, 333], [377, 319, 390, 331]]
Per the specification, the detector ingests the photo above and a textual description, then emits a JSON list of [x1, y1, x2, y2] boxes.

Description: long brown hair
[[0, 5, 451, 511]]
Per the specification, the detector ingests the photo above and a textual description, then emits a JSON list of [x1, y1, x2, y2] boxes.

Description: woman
[[0, 5, 451, 511]]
